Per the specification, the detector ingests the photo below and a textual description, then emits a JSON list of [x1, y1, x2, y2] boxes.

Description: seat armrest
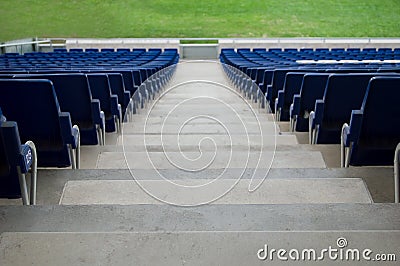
[[1, 121, 31, 172], [265, 85, 273, 102], [344, 110, 364, 146], [59, 112, 78, 147], [124, 91, 131, 107], [91, 99, 103, 125], [312, 99, 325, 128], [291, 94, 301, 117], [110, 95, 120, 117], [276, 90, 285, 110]]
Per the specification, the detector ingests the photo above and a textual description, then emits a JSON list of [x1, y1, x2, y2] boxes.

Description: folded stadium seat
[[85, 48, 99, 53], [87, 74, 121, 134], [290, 73, 330, 132], [309, 73, 399, 144], [132, 48, 146, 53], [265, 68, 301, 113], [252, 48, 266, 53], [275, 72, 307, 121], [107, 73, 133, 121], [148, 48, 162, 53], [0, 108, 37, 205], [300, 48, 314, 53], [284, 48, 298, 53], [341, 77, 400, 169], [0, 79, 80, 168], [101, 48, 115, 52], [268, 48, 283, 52], [347, 48, 361, 53], [12, 74, 105, 146], [69, 48, 83, 52], [258, 69, 274, 93], [116, 48, 131, 52]]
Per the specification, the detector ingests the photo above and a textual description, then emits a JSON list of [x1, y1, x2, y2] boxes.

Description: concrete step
[[121, 121, 277, 135], [80, 143, 340, 168], [1, 204, 399, 232], [1, 204, 399, 265], [59, 178, 371, 205], [95, 150, 326, 169], [117, 134, 298, 146], [1, 230, 399, 266], [129, 113, 275, 124], [0, 167, 390, 205]]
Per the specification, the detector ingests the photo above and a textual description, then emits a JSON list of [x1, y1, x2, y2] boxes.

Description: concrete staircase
[[0, 61, 399, 265]]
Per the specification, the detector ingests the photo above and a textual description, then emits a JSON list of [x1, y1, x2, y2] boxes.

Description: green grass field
[[0, 0, 399, 42]]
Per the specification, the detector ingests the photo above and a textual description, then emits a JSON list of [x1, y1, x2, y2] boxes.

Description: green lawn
[[0, 0, 399, 42]]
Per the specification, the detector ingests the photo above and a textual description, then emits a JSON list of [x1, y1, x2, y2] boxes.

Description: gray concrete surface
[[1, 231, 399, 266], [60, 178, 371, 205]]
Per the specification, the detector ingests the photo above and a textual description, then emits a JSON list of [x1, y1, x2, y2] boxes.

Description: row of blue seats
[[223, 61, 400, 201], [221, 48, 400, 66], [0, 66, 176, 147], [0, 49, 179, 69], [0, 47, 179, 204], [222, 61, 400, 167], [0, 60, 178, 205]]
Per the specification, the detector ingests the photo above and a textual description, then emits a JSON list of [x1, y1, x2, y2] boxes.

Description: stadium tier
[[0, 46, 400, 265]]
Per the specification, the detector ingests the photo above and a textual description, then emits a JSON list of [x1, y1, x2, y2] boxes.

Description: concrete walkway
[[66, 61, 370, 206]]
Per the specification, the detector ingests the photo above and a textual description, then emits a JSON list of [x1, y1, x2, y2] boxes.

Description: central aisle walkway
[[62, 61, 370, 206]]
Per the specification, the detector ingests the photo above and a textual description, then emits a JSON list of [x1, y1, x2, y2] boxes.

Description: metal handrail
[[0, 40, 50, 48]]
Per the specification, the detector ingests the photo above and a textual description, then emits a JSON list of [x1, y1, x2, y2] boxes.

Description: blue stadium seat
[[275, 72, 306, 121], [0, 108, 37, 205], [85, 48, 99, 52], [69, 48, 83, 52], [265, 69, 299, 112], [87, 74, 121, 133], [341, 77, 400, 167], [107, 73, 133, 121], [310, 73, 399, 144], [116, 48, 131, 52], [290, 74, 330, 132], [0, 79, 80, 168], [13, 74, 105, 146], [101, 48, 115, 52]]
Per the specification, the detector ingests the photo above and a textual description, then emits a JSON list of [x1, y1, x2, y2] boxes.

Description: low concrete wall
[[62, 38, 400, 60], [180, 44, 218, 59], [218, 38, 400, 54], [65, 38, 180, 50]]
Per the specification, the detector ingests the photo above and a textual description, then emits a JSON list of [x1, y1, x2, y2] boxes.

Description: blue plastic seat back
[[88, 69, 135, 94], [323, 74, 386, 129], [0, 121, 24, 198], [269, 69, 299, 111], [283, 72, 306, 107], [86, 74, 112, 115], [351, 77, 400, 165], [295, 74, 330, 131], [132, 70, 142, 88], [0, 79, 71, 166], [107, 73, 128, 108], [300, 74, 330, 115], [360, 77, 400, 142], [13, 74, 94, 130], [0, 79, 63, 146], [280, 72, 305, 120]]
